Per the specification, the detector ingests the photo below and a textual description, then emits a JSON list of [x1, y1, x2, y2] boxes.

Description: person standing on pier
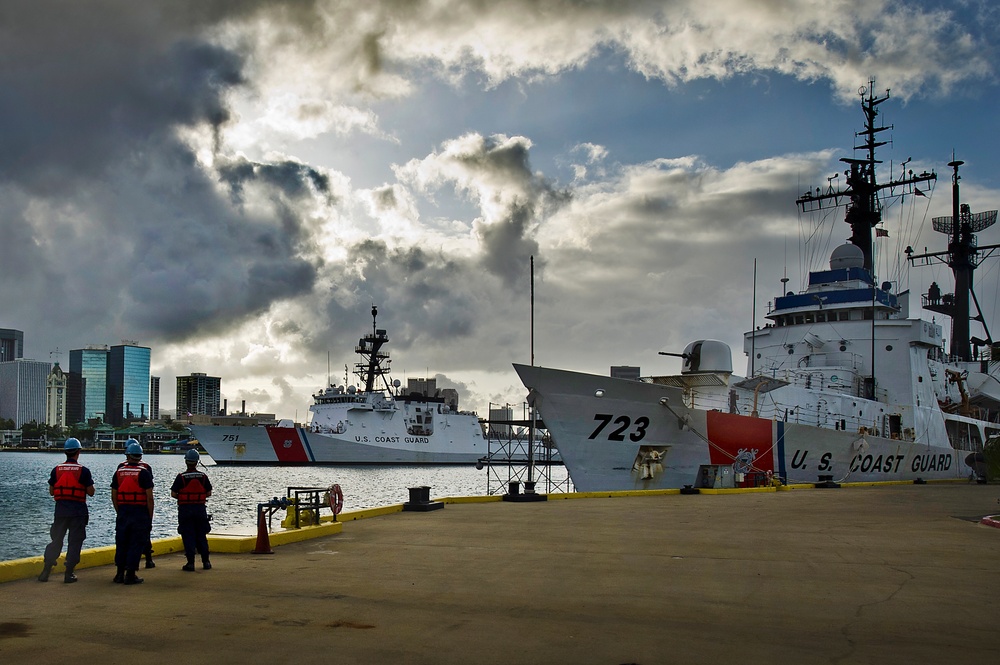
[[171, 449, 213, 571], [111, 441, 154, 585], [117, 438, 156, 569], [38, 438, 95, 583]]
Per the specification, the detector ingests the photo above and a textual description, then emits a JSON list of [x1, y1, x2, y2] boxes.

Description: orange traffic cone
[[251, 510, 274, 554]]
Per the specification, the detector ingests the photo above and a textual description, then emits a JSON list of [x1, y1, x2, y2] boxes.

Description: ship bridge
[[767, 244, 899, 327]]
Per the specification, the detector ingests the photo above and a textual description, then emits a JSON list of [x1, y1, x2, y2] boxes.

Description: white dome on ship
[[830, 243, 864, 270]]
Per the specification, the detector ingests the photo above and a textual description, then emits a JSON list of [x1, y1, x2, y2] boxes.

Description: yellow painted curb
[[699, 486, 776, 495], [0, 536, 187, 584], [335, 505, 404, 521], [546, 489, 683, 501], [439, 495, 505, 504]]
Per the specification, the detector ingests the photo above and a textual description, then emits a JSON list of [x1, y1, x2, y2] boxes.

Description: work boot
[[182, 562, 195, 572], [145, 557, 155, 569], [123, 570, 144, 585], [37, 565, 52, 582], [64, 569, 78, 584], [113, 567, 125, 584], [202, 560, 212, 570]]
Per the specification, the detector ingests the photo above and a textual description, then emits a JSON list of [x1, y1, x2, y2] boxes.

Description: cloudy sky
[[2, 1, 998, 419]]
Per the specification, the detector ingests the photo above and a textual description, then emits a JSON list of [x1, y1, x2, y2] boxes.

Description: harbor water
[[0, 452, 562, 562]]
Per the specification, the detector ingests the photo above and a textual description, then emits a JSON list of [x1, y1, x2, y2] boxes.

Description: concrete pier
[[1, 483, 998, 664]]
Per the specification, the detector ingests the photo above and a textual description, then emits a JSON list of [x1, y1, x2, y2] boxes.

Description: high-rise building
[[0, 358, 50, 427], [68, 346, 109, 424], [176, 373, 221, 417], [150, 376, 160, 420], [46, 362, 68, 429], [107, 343, 151, 426], [0, 329, 24, 363]]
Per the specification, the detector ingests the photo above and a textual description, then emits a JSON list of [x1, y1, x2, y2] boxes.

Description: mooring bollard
[[403, 485, 443, 512]]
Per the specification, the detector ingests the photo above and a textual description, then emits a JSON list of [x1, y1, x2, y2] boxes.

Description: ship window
[[945, 420, 969, 451], [839, 312, 849, 321], [795, 315, 804, 325], [816, 312, 826, 322], [970, 426, 983, 452], [804, 313, 814, 323]]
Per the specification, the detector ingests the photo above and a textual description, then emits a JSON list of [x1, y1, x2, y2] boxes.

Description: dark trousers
[[43, 514, 88, 569], [115, 505, 151, 571], [178, 504, 210, 563]]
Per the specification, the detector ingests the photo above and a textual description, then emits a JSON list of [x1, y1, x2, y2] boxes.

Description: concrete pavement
[[1, 483, 998, 664]]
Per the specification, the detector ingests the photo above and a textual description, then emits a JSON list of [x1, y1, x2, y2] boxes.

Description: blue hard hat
[[64, 437, 82, 451], [184, 449, 200, 463], [126, 441, 143, 456]]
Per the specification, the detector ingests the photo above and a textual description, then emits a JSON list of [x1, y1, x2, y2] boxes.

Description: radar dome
[[830, 243, 864, 270]]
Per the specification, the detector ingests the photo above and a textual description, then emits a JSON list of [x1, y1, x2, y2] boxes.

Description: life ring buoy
[[328, 484, 344, 515]]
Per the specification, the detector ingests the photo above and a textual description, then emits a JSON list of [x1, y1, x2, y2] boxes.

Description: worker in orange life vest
[[171, 449, 213, 571], [111, 441, 154, 585], [117, 438, 156, 569], [38, 438, 95, 583]]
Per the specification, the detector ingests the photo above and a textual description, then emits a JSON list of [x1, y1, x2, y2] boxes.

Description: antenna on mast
[[796, 77, 936, 275]]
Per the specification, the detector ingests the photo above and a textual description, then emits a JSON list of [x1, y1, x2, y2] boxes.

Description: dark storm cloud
[[405, 133, 570, 287], [218, 156, 333, 204], [0, 1, 330, 355], [294, 239, 480, 358], [0, 5, 248, 189]]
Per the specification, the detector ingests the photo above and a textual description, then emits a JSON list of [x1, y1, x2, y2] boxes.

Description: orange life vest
[[176, 472, 209, 505], [53, 462, 87, 502], [115, 466, 148, 505]]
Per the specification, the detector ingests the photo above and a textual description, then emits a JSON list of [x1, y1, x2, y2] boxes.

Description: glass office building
[[0, 359, 50, 427], [68, 347, 109, 424], [107, 344, 151, 425], [0, 329, 24, 363]]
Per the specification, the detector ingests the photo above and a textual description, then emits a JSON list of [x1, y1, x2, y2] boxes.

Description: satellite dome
[[830, 243, 864, 270]]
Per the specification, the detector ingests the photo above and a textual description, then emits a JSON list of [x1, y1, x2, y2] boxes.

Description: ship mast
[[355, 305, 391, 392], [907, 161, 1000, 361], [796, 79, 937, 273]]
